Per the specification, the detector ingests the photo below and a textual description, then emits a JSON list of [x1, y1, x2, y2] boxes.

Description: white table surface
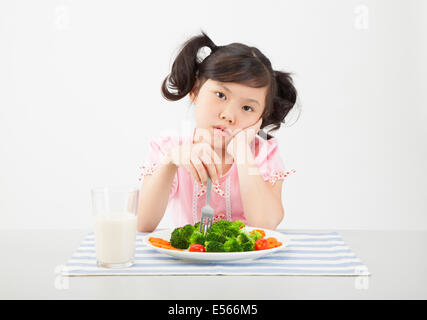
[[1, 229, 426, 299]]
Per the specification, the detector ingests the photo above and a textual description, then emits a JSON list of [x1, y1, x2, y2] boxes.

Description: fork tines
[[199, 216, 213, 236]]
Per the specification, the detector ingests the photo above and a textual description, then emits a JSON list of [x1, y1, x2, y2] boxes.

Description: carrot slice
[[149, 237, 184, 251], [149, 237, 170, 245], [149, 241, 171, 247], [150, 242, 184, 251], [254, 229, 266, 238], [264, 237, 279, 249]]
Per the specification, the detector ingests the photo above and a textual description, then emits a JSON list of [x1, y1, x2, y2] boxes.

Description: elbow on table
[[137, 224, 156, 233], [269, 211, 284, 230], [247, 209, 284, 230], [137, 225, 148, 233], [267, 207, 285, 230], [137, 217, 157, 233], [275, 209, 285, 229]]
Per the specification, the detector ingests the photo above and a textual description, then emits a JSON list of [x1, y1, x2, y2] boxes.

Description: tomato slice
[[189, 244, 206, 252], [254, 238, 268, 250]]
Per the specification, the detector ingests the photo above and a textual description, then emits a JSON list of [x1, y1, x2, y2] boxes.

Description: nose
[[219, 111, 234, 125]]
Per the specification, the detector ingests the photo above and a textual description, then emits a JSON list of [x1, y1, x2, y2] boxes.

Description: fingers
[[244, 118, 263, 132], [190, 156, 207, 186], [254, 118, 263, 132], [176, 144, 205, 185], [207, 144, 223, 183], [199, 153, 221, 184], [229, 127, 243, 139], [253, 119, 262, 134], [176, 141, 224, 186], [191, 143, 222, 186]]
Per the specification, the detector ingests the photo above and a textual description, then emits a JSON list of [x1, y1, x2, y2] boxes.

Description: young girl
[[137, 31, 298, 232]]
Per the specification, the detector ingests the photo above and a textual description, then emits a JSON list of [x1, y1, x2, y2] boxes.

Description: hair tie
[[197, 46, 212, 63]]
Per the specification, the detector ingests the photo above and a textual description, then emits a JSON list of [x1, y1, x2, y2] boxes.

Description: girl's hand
[[165, 140, 222, 186], [226, 118, 263, 158]]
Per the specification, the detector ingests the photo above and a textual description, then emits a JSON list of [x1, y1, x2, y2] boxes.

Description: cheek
[[236, 118, 252, 129], [200, 96, 219, 117]]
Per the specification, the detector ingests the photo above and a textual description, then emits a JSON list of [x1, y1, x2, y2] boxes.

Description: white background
[[1, 0, 426, 230]]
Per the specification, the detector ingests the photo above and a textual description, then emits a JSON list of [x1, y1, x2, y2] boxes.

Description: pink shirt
[[138, 126, 295, 228]]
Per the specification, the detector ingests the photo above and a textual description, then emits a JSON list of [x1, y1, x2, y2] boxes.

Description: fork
[[200, 177, 214, 236]]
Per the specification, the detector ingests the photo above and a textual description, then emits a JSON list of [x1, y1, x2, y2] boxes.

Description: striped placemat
[[62, 231, 370, 276]]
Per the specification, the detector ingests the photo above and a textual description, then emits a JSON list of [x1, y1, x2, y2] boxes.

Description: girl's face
[[189, 79, 267, 151]]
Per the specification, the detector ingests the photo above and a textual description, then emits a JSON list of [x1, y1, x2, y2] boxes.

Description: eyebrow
[[217, 83, 260, 107]]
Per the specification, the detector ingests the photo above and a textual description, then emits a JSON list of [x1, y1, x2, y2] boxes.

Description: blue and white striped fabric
[[62, 231, 370, 276]]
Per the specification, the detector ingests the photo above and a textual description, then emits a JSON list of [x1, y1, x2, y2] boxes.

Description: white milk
[[94, 211, 137, 265]]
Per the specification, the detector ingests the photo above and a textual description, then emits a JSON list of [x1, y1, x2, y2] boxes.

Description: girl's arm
[[235, 147, 285, 230], [137, 154, 177, 233]]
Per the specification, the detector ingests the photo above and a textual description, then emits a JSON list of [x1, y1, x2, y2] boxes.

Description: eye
[[215, 91, 253, 112], [215, 91, 226, 100]]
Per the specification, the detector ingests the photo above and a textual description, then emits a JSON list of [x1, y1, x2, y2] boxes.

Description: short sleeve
[[254, 137, 296, 185], [137, 136, 178, 199]]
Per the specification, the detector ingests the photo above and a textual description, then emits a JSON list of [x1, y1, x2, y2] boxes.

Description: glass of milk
[[91, 186, 138, 268]]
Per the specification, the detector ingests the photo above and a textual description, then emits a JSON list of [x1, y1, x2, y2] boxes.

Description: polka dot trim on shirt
[[138, 163, 159, 181], [213, 212, 227, 223], [196, 182, 225, 198], [138, 163, 227, 199], [265, 169, 296, 185]]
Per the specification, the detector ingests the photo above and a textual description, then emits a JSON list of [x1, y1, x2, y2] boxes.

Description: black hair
[[161, 30, 298, 139]]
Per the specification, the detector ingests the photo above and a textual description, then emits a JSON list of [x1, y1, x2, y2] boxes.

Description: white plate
[[142, 226, 289, 262]]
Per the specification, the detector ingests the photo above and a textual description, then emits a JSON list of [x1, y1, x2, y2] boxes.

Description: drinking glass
[[91, 186, 139, 268]]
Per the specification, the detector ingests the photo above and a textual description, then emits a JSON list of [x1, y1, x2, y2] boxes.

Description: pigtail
[[262, 71, 298, 134], [161, 31, 217, 101]]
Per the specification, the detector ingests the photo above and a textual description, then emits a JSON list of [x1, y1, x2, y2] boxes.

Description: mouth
[[212, 126, 230, 137]]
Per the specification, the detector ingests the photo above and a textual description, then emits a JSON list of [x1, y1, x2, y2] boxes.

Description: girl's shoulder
[[253, 135, 295, 183]]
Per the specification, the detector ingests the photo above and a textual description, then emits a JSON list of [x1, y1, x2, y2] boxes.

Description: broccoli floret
[[205, 241, 225, 252], [211, 220, 232, 234], [189, 231, 205, 245], [200, 220, 255, 252], [236, 231, 255, 251], [249, 230, 263, 242], [241, 240, 255, 251], [170, 227, 190, 249], [223, 238, 243, 252], [232, 220, 245, 229], [206, 232, 227, 244], [181, 224, 195, 239], [236, 232, 252, 245], [222, 225, 240, 238], [194, 221, 201, 231], [210, 220, 241, 238]]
